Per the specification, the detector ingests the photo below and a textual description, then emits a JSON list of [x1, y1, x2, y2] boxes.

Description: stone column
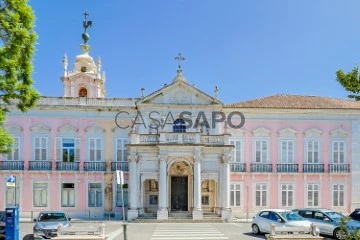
[[157, 154, 168, 219], [104, 173, 113, 213], [193, 150, 203, 219], [127, 154, 139, 220], [221, 154, 232, 221]]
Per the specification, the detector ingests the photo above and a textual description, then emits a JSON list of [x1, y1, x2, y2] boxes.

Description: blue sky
[[28, 0, 360, 104]]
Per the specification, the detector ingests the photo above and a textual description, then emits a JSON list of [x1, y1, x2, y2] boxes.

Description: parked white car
[[251, 209, 312, 234], [33, 211, 71, 240]]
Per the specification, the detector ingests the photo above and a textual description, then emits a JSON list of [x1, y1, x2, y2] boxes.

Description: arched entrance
[[168, 160, 192, 212]]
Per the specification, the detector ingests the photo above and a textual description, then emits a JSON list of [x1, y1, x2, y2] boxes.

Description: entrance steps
[[133, 211, 224, 223]]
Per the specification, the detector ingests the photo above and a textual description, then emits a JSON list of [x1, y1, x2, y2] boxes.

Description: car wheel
[[252, 224, 261, 235], [334, 228, 346, 240]]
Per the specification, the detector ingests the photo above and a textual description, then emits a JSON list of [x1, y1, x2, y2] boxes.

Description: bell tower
[[61, 11, 106, 98]]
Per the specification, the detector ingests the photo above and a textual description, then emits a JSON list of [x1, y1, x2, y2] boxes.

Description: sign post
[[116, 170, 127, 240], [6, 175, 16, 206]]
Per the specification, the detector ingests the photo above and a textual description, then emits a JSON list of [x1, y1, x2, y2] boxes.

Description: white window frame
[[33, 136, 49, 161], [56, 137, 80, 162], [279, 183, 295, 208], [230, 183, 242, 207], [88, 182, 103, 208], [230, 139, 244, 163], [306, 183, 320, 207], [332, 183, 345, 207], [253, 139, 269, 163], [88, 138, 103, 162], [5, 180, 20, 207], [115, 183, 129, 207], [33, 182, 49, 208], [305, 139, 321, 164], [61, 182, 76, 208], [7, 137, 20, 161], [279, 139, 295, 164], [115, 138, 128, 162], [331, 139, 346, 164], [254, 183, 268, 207]]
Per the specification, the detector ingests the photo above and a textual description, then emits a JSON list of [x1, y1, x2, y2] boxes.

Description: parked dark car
[[347, 208, 360, 234], [0, 211, 5, 238]]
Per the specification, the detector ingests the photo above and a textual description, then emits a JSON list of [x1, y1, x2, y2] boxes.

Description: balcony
[[251, 163, 272, 173], [139, 134, 159, 144], [200, 135, 225, 145], [84, 162, 106, 171], [165, 133, 197, 144], [133, 133, 229, 145], [0, 161, 24, 170], [111, 162, 129, 171], [329, 164, 350, 173], [303, 164, 324, 173], [56, 162, 80, 171], [29, 161, 52, 171], [277, 164, 299, 173], [231, 163, 246, 172]]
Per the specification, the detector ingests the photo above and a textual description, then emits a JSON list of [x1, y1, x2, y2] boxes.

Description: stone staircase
[[133, 211, 224, 223]]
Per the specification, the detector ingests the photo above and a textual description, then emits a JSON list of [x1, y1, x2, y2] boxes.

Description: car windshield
[[326, 212, 344, 220], [280, 211, 304, 221], [38, 213, 67, 222]]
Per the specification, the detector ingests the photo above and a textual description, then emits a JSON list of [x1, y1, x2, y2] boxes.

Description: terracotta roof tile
[[225, 94, 360, 109]]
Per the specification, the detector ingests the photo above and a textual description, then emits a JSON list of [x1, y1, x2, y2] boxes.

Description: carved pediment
[[138, 81, 221, 105], [278, 128, 297, 137], [330, 128, 348, 137], [304, 128, 322, 137], [85, 125, 106, 135], [252, 127, 271, 136], [5, 125, 23, 134], [168, 161, 192, 176], [58, 124, 78, 135], [30, 124, 51, 133]]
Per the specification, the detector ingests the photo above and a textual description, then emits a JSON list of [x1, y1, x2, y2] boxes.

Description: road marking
[[106, 227, 124, 240], [151, 224, 229, 240]]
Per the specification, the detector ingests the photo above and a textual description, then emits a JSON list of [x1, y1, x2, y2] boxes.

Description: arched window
[[79, 88, 87, 97], [173, 119, 186, 133]]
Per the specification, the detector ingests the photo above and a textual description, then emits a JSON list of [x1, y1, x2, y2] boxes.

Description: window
[[255, 183, 267, 207], [7, 137, 20, 161], [116, 138, 128, 162], [33, 183, 48, 207], [88, 183, 102, 207], [201, 195, 209, 205], [306, 140, 320, 163], [34, 137, 48, 161], [307, 184, 319, 207], [89, 138, 102, 161], [79, 88, 87, 97], [332, 141, 345, 163], [116, 184, 128, 207], [173, 119, 186, 133], [230, 140, 243, 163], [333, 184, 345, 207], [254, 140, 268, 163], [57, 138, 80, 162], [6, 185, 20, 207], [280, 140, 294, 163], [230, 184, 241, 207], [61, 183, 75, 207], [280, 184, 294, 207]]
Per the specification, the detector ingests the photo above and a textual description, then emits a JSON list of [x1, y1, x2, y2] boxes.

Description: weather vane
[[82, 10, 92, 44], [175, 53, 185, 69]]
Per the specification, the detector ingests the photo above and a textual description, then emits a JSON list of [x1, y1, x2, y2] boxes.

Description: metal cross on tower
[[175, 53, 185, 69]]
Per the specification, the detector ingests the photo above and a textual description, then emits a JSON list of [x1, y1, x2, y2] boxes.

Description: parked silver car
[[33, 211, 71, 240], [293, 208, 346, 239], [0, 211, 5, 238], [252, 209, 312, 234]]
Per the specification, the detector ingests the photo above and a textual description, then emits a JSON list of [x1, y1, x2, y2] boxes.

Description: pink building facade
[[0, 37, 359, 221]]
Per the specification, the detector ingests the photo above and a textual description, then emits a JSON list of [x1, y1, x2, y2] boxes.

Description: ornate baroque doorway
[[168, 160, 192, 212]]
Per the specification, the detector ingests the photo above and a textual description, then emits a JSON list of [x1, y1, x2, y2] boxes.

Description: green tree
[[336, 66, 360, 101], [0, 0, 39, 153]]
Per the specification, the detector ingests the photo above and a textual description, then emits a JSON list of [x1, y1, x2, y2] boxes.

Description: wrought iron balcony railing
[[56, 162, 80, 171], [251, 163, 273, 172], [111, 162, 129, 171], [277, 164, 299, 173], [84, 162, 106, 171], [230, 163, 246, 172], [329, 164, 350, 173], [0, 161, 24, 170], [29, 161, 52, 171], [303, 163, 324, 173]]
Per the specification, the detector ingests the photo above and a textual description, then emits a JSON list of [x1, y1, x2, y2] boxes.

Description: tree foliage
[[336, 66, 360, 101], [0, 0, 39, 153]]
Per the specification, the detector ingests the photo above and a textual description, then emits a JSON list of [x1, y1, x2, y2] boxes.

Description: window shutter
[[56, 138, 61, 161], [35, 137, 40, 161], [96, 139, 102, 161], [75, 138, 80, 162]]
